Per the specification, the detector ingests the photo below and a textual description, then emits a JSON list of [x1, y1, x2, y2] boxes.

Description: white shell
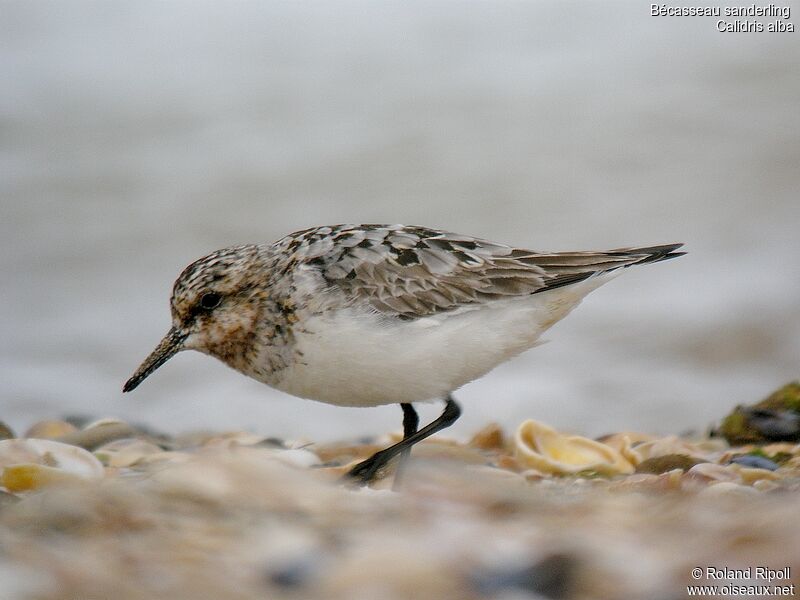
[[684, 462, 740, 484], [0, 439, 105, 490], [93, 439, 164, 468], [728, 464, 780, 484], [83, 417, 129, 430], [268, 448, 321, 469], [514, 420, 634, 475], [202, 432, 272, 447], [698, 481, 760, 497]]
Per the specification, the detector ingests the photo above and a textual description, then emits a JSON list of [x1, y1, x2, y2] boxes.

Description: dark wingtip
[[630, 243, 686, 266], [661, 250, 687, 261]]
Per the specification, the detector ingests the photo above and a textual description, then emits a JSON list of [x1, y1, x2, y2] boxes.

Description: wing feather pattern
[[281, 225, 683, 319]]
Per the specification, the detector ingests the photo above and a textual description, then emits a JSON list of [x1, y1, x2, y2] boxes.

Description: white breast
[[271, 273, 617, 407]]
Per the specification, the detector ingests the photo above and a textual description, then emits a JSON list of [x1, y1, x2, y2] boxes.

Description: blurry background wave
[[2, 1, 798, 441]]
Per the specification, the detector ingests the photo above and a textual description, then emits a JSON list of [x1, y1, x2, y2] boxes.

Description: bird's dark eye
[[199, 292, 222, 310]]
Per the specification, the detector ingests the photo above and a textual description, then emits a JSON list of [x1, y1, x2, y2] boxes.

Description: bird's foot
[[342, 449, 392, 487]]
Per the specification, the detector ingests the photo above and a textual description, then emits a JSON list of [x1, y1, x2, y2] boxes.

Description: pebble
[[469, 423, 505, 450], [0, 422, 15, 440], [635, 453, 705, 474], [729, 454, 780, 471]]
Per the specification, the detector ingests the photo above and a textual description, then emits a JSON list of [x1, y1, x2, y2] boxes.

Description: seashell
[[728, 464, 780, 485], [495, 455, 522, 472], [463, 464, 524, 482], [610, 469, 684, 492], [718, 448, 753, 464], [469, 423, 505, 451], [521, 468, 547, 482], [752, 479, 781, 492], [761, 442, 800, 456], [608, 472, 660, 492], [133, 451, 193, 468], [692, 438, 729, 454], [0, 439, 104, 492], [625, 436, 711, 465], [200, 436, 321, 468], [268, 448, 321, 469], [597, 431, 656, 451], [93, 438, 164, 468], [56, 418, 138, 450], [609, 435, 646, 467], [514, 420, 634, 475], [198, 444, 321, 470], [24, 420, 78, 439], [684, 462, 741, 485], [3, 464, 86, 492], [202, 431, 274, 448], [699, 481, 760, 497]]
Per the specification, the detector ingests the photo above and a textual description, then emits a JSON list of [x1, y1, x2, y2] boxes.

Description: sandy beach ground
[[2, 400, 800, 600], [2, 1, 798, 441]]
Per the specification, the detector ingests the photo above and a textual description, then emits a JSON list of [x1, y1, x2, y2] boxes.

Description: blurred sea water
[[1, 1, 799, 442]]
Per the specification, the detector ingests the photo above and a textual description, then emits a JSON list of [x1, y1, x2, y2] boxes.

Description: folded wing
[[287, 224, 683, 319]]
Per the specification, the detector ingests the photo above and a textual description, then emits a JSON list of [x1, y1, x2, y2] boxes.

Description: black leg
[[401, 403, 419, 438], [345, 395, 461, 486], [393, 403, 419, 488]]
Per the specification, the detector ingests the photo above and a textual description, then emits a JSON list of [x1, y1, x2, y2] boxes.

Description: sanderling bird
[[124, 224, 684, 485]]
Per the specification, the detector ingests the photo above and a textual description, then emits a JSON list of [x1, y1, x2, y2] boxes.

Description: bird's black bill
[[123, 327, 187, 392]]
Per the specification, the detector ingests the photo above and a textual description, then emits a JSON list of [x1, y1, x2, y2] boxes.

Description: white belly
[[273, 275, 615, 407]]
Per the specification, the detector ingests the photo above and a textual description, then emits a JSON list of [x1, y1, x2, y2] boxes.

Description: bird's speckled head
[[124, 244, 267, 392], [170, 245, 261, 330]]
